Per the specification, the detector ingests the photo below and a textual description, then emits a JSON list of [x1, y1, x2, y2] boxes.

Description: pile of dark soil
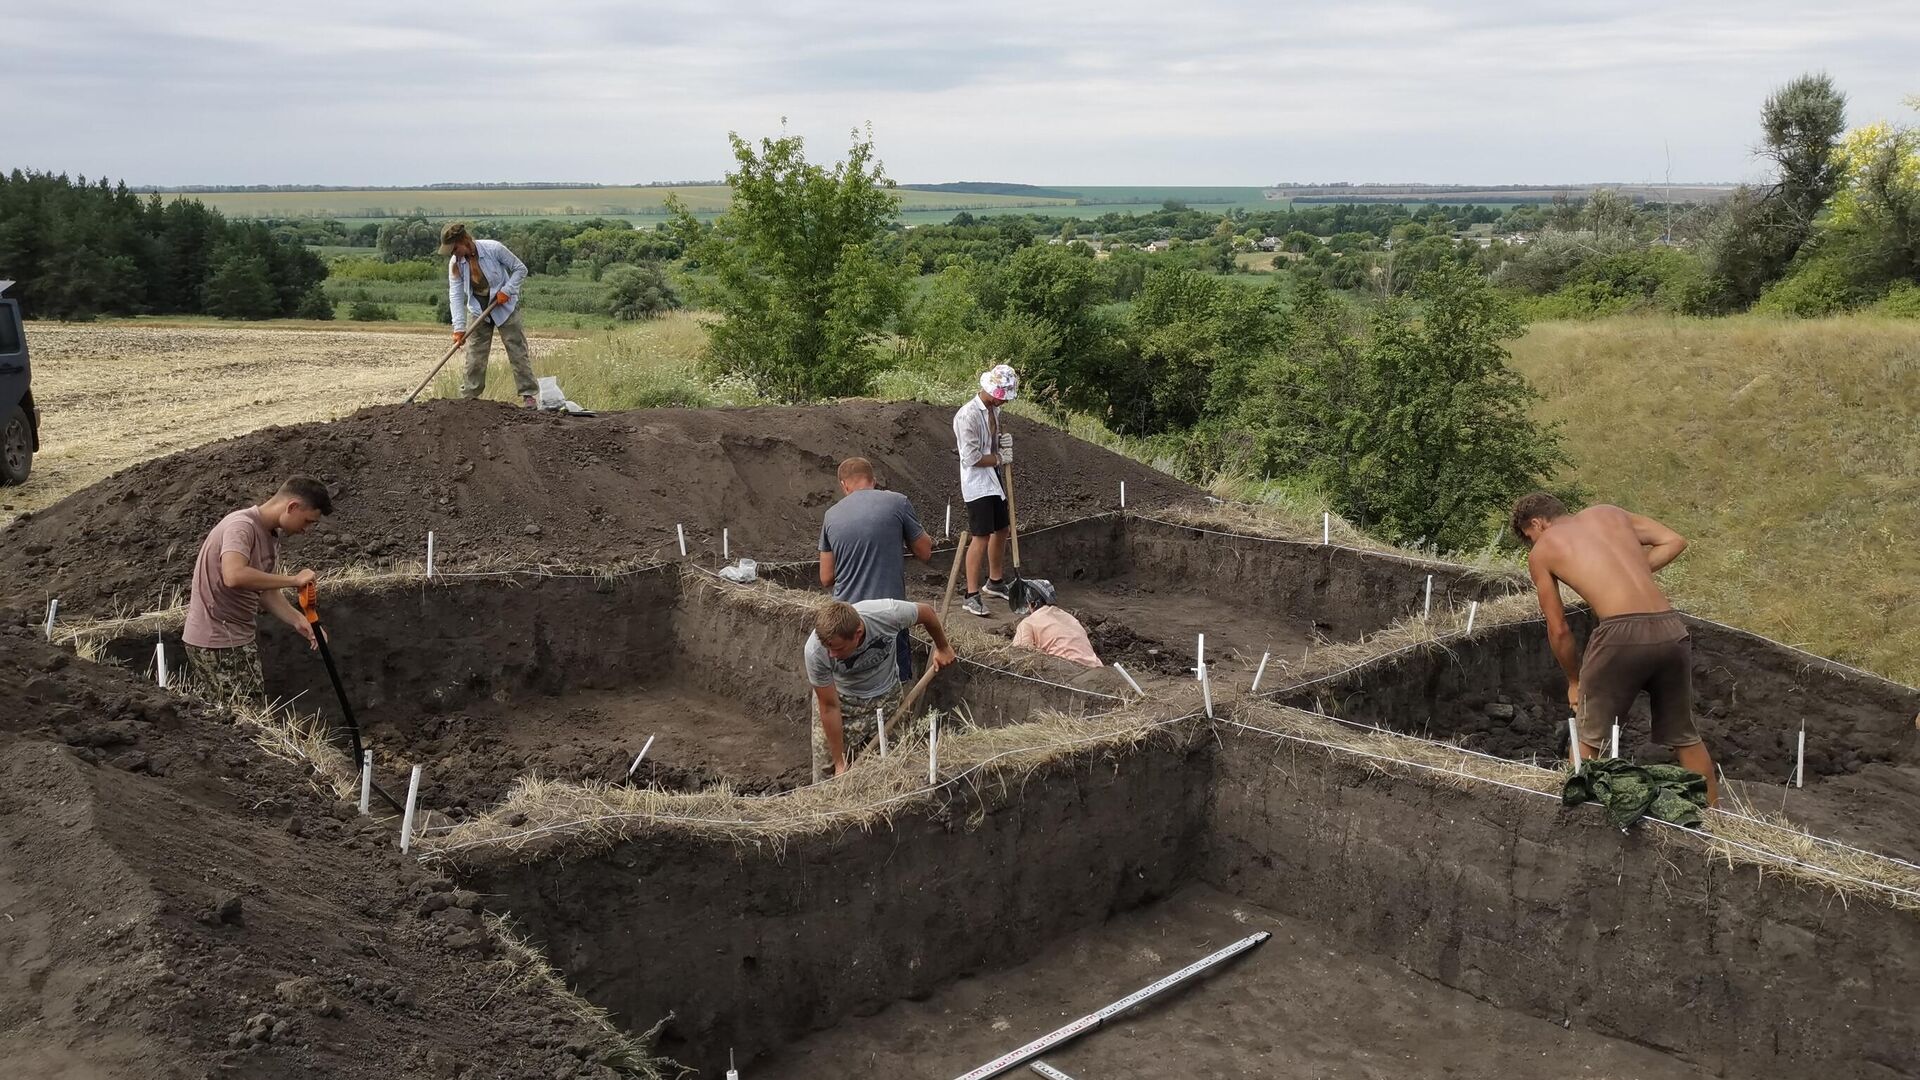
[[0, 400, 1196, 617], [0, 623, 653, 1079]]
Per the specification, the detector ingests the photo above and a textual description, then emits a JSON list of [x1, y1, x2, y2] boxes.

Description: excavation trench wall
[[446, 709, 1920, 1079], [1204, 717, 1920, 1079], [1280, 613, 1920, 781], [457, 739, 1214, 1073], [1020, 515, 1520, 639]]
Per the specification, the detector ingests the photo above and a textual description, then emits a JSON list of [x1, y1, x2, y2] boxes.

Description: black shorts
[[966, 495, 1010, 536]]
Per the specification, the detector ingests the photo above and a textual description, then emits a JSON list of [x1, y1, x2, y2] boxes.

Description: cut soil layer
[[0, 399, 1196, 619], [765, 885, 1711, 1078], [444, 708, 1920, 1079], [94, 567, 1117, 815]]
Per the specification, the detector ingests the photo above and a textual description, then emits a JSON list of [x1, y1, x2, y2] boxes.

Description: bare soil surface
[[378, 683, 811, 815], [4, 322, 564, 528], [0, 398, 1195, 620], [762, 884, 1710, 1078]]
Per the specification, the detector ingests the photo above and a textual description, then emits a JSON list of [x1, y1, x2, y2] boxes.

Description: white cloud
[[4, 0, 1916, 185]]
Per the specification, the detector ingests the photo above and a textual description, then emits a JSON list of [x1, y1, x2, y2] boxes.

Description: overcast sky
[[9, 1, 1918, 187]]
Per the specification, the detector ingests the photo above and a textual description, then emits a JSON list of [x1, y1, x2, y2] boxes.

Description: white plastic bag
[[717, 558, 758, 584]]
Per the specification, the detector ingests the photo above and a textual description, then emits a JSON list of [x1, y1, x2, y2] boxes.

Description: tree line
[[0, 171, 330, 320]]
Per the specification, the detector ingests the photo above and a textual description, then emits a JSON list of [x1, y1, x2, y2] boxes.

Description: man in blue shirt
[[819, 457, 933, 683], [440, 222, 536, 407]]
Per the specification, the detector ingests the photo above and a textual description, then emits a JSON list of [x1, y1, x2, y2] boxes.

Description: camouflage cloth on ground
[[810, 683, 932, 782], [184, 642, 266, 703], [1561, 759, 1709, 828]]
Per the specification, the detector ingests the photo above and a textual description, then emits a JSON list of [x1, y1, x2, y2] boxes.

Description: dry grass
[[1270, 591, 1547, 696], [434, 312, 727, 410], [6, 322, 568, 528], [420, 699, 1197, 866], [1513, 314, 1920, 684]]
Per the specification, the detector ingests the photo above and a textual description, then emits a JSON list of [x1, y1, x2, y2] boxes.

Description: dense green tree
[[1343, 264, 1565, 549], [204, 252, 279, 318], [376, 217, 439, 262], [670, 129, 905, 400], [603, 262, 682, 320]]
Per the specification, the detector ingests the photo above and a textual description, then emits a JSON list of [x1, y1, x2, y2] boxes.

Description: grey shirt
[[804, 599, 920, 700], [819, 488, 926, 603]]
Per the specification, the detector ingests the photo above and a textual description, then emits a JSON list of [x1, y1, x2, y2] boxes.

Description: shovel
[[298, 583, 404, 813], [403, 298, 499, 404], [1002, 460, 1033, 614]]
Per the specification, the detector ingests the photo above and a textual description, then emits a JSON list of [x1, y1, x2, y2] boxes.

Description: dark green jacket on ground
[[1562, 759, 1709, 829]]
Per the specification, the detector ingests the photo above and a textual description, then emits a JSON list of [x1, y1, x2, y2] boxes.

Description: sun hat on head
[[979, 364, 1019, 402], [437, 221, 473, 255]]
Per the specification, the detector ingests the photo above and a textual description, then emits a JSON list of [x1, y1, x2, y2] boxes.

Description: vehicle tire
[[0, 404, 31, 486]]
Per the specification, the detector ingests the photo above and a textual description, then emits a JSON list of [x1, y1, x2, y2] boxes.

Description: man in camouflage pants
[[182, 477, 332, 702]]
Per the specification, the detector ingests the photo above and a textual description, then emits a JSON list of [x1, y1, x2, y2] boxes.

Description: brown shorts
[[1578, 611, 1699, 749]]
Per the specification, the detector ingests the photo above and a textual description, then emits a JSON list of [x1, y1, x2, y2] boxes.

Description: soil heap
[[0, 399, 1196, 618], [0, 621, 649, 1080]]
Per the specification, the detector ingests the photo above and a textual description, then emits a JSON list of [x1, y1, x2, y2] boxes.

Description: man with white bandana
[[953, 364, 1019, 617]]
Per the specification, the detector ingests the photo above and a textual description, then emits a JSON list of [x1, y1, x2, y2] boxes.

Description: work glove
[[998, 432, 1013, 452], [997, 444, 1013, 465], [493, 290, 511, 307], [452, 330, 466, 346]]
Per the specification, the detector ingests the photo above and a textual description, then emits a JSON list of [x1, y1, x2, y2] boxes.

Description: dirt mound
[[0, 624, 652, 1079], [0, 399, 1196, 618]]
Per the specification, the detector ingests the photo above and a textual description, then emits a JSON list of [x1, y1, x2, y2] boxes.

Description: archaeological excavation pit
[[769, 512, 1522, 682], [431, 699, 1920, 1079], [99, 565, 1117, 816]]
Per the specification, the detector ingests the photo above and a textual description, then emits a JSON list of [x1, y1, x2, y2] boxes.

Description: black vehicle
[[1, 279, 37, 485]]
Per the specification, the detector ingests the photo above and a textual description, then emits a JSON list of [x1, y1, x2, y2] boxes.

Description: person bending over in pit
[[182, 477, 332, 702], [805, 599, 956, 781], [954, 364, 1018, 618], [440, 221, 537, 407], [1510, 492, 1717, 806], [819, 457, 934, 684], [1011, 580, 1102, 668]]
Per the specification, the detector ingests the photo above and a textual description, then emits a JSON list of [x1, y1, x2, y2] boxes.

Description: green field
[[162, 184, 1076, 220]]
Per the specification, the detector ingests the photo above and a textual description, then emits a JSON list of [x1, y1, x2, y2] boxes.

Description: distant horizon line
[[109, 179, 1742, 194]]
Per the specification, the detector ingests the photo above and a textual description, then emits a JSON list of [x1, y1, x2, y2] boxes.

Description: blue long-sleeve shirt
[[447, 239, 527, 328]]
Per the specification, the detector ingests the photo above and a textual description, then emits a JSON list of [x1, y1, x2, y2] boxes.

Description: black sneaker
[[981, 580, 1011, 600], [962, 594, 991, 617]]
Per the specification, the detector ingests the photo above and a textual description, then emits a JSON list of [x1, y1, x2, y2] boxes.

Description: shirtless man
[[1510, 492, 1717, 805]]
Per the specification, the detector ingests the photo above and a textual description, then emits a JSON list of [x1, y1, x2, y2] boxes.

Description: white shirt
[[953, 396, 1005, 502]]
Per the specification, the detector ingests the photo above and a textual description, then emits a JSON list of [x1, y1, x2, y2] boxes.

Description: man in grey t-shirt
[[804, 599, 956, 780], [819, 457, 934, 682]]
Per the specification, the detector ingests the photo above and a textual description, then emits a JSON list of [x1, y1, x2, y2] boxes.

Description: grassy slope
[[1509, 315, 1920, 684]]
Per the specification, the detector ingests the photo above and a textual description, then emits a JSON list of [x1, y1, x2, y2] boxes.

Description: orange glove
[[452, 330, 466, 346], [493, 290, 510, 307]]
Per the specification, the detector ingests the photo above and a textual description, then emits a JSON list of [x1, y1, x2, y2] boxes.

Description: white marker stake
[[154, 640, 169, 688], [726, 1048, 740, 1080], [945, 503, 952, 539], [1610, 721, 1621, 759], [876, 707, 887, 758], [1568, 718, 1583, 771], [1464, 601, 1478, 636], [1423, 576, 1433, 619], [1120, 481, 1126, 509], [1112, 662, 1145, 698], [399, 765, 422, 854], [723, 528, 730, 561], [929, 715, 939, 785], [358, 750, 372, 814], [676, 523, 687, 558], [1200, 663, 1214, 719], [1323, 512, 1330, 545], [1196, 633, 1205, 673], [425, 531, 435, 579], [1251, 651, 1271, 694], [44, 598, 59, 641], [1795, 723, 1806, 788], [627, 734, 657, 782]]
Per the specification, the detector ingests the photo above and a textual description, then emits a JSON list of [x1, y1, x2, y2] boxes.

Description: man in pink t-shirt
[[1011, 580, 1102, 669], [181, 477, 332, 701]]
